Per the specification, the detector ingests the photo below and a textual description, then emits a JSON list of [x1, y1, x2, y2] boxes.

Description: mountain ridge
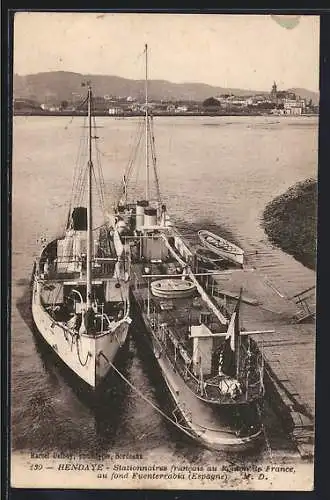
[[13, 71, 319, 104]]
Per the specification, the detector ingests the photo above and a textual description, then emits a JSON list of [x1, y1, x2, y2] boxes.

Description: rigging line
[[91, 163, 106, 220], [129, 119, 145, 197], [94, 147, 112, 159], [74, 94, 89, 111], [94, 151, 106, 214], [62, 95, 88, 132], [71, 118, 89, 210], [91, 162, 103, 211], [116, 120, 144, 203], [76, 163, 89, 207], [94, 139, 107, 212], [64, 115, 75, 131], [133, 142, 143, 198], [124, 121, 144, 198], [75, 135, 88, 202], [122, 119, 141, 177], [92, 115, 107, 199], [125, 120, 141, 175], [74, 122, 91, 206], [74, 158, 88, 208], [93, 131, 106, 188], [132, 47, 145, 65], [149, 116, 162, 204], [67, 116, 86, 206], [78, 169, 88, 208], [106, 357, 197, 441], [125, 118, 144, 179], [91, 135, 105, 208], [116, 118, 143, 204], [92, 222, 108, 232]]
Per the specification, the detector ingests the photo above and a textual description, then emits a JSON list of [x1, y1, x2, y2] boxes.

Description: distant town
[[14, 82, 319, 117]]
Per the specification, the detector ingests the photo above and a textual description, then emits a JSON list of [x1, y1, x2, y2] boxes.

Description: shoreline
[[13, 111, 319, 118], [262, 178, 317, 271]]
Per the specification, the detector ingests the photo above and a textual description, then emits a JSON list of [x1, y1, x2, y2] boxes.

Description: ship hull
[[132, 298, 262, 451], [32, 278, 130, 389]]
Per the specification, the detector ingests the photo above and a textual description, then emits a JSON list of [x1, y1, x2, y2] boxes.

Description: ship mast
[[145, 43, 149, 201], [235, 289, 243, 379], [86, 82, 93, 310]]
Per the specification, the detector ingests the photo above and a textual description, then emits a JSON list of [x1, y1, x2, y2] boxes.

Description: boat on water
[[198, 229, 244, 267], [31, 83, 132, 389], [108, 45, 265, 449]]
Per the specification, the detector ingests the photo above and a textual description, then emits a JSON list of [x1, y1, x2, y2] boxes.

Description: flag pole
[[235, 288, 243, 379]]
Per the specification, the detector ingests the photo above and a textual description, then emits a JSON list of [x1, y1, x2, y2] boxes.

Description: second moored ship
[[105, 44, 265, 450]]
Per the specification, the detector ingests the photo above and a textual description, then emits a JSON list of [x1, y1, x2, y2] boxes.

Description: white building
[[283, 98, 305, 115], [176, 105, 188, 113], [108, 107, 122, 116]]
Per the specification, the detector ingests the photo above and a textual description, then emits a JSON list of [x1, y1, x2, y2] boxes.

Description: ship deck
[[156, 349, 262, 450], [131, 261, 229, 341], [130, 257, 264, 407], [130, 230, 315, 458], [131, 261, 262, 448]]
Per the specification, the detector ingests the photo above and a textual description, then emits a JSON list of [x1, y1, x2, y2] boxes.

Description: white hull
[[32, 279, 130, 389], [198, 230, 244, 267]]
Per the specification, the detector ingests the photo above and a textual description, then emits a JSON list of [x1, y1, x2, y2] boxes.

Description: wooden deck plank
[[207, 268, 315, 457]]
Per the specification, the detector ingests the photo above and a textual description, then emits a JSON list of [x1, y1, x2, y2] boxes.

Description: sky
[[13, 13, 320, 92]]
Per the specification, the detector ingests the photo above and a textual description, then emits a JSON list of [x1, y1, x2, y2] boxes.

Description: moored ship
[[131, 252, 265, 449], [31, 83, 132, 389], [107, 45, 265, 449]]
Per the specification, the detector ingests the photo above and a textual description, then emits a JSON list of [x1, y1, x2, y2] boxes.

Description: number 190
[[30, 463, 43, 470]]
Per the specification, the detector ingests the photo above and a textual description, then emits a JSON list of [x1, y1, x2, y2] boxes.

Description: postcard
[[11, 12, 318, 491]]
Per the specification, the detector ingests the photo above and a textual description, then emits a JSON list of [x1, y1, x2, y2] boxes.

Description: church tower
[[271, 81, 278, 100]]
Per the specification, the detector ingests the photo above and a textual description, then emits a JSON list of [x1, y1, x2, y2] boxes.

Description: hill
[[287, 87, 319, 105], [13, 71, 319, 104]]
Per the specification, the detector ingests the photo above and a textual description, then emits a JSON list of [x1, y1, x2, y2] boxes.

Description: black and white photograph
[[11, 12, 318, 490]]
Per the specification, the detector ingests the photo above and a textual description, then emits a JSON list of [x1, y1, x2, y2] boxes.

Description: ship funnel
[[136, 200, 149, 229], [144, 207, 157, 227]]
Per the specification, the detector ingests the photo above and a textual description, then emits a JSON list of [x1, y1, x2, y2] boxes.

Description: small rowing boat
[[198, 230, 244, 267]]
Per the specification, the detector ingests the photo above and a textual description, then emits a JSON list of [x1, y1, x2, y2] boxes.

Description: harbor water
[[11, 115, 317, 467]]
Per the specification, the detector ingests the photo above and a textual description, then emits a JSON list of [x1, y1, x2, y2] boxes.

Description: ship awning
[[63, 280, 104, 286]]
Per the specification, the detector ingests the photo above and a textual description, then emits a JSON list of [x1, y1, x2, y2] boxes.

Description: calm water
[[11, 115, 317, 466]]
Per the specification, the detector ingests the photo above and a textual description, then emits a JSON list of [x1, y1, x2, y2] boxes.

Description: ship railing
[[154, 322, 262, 404], [198, 273, 232, 317], [201, 376, 263, 404], [136, 289, 264, 403]]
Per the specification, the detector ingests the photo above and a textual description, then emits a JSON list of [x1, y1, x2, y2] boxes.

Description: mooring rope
[[106, 357, 197, 440], [256, 402, 273, 462], [76, 335, 91, 366]]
